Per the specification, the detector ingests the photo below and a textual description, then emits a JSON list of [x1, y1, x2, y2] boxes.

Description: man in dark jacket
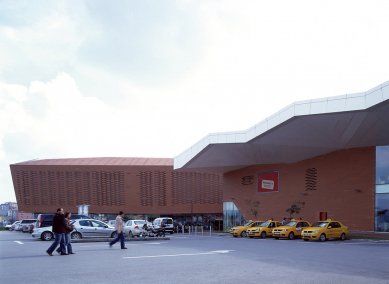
[[46, 208, 67, 256]]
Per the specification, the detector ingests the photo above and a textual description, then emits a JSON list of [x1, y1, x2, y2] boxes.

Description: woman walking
[[57, 212, 75, 255]]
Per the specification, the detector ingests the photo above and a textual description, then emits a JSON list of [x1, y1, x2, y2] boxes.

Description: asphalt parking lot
[[0, 231, 388, 284]]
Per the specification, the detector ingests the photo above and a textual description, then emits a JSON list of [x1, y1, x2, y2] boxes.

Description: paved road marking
[[14, 241, 24, 244], [123, 250, 234, 259]]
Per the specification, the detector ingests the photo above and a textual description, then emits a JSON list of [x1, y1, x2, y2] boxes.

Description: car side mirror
[[105, 225, 108, 228], [328, 226, 332, 229]]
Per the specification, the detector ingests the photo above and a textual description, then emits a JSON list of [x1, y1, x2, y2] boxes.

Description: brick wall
[[11, 164, 222, 215], [223, 147, 375, 230]]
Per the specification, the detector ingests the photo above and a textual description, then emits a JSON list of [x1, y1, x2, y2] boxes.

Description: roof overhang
[[174, 81, 389, 173]]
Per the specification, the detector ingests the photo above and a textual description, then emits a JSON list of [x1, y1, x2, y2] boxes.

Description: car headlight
[[312, 230, 319, 234], [254, 229, 260, 232], [282, 229, 288, 232]]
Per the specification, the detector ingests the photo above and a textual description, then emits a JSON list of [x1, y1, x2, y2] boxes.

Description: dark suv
[[35, 213, 89, 228]]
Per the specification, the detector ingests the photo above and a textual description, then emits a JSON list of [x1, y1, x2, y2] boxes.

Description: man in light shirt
[[109, 211, 127, 249]]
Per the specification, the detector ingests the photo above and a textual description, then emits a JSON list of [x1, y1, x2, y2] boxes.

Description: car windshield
[[285, 221, 297, 227], [244, 221, 253, 226], [312, 222, 329, 228], [134, 221, 146, 225], [260, 221, 269, 227]]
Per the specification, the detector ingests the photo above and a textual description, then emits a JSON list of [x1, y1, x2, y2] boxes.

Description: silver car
[[123, 220, 149, 237], [71, 219, 117, 239], [17, 219, 36, 232], [32, 226, 54, 241]]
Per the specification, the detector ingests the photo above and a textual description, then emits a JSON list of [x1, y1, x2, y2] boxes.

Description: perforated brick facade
[[10, 158, 222, 215]]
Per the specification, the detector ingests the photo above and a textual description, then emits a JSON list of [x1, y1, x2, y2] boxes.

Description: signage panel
[[258, 172, 279, 193]]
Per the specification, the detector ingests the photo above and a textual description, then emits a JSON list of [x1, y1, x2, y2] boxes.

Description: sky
[[1, 0, 389, 204]]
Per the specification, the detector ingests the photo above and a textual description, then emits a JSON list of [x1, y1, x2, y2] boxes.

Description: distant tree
[[246, 200, 260, 218], [286, 201, 305, 218]]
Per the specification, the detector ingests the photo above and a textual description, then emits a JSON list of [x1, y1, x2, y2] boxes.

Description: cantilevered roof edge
[[174, 80, 389, 169]]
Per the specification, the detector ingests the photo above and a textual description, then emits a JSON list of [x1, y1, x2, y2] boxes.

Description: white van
[[153, 217, 174, 234]]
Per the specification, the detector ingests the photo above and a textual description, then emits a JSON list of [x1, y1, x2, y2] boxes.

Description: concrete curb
[[349, 231, 389, 241]]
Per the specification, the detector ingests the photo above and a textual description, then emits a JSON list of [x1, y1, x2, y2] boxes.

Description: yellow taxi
[[247, 220, 281, 238], [301, 219, 349, 242], [229, 221, 263, 237], [272, 219, 311, 240]]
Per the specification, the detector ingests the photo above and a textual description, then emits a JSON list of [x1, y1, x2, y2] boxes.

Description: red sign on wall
[[258, 172, 279, 193]]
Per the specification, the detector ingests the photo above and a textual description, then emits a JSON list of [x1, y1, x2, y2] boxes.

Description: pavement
[[68, 231, 389, 242], [1, 230, 389, 284], [71, 236, 170, 243]]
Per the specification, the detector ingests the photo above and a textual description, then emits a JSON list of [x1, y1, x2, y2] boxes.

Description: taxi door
[[328, 222, 341, 239]]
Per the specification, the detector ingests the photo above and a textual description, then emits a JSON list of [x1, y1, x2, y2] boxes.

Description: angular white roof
[[174, 81, 389, 172]]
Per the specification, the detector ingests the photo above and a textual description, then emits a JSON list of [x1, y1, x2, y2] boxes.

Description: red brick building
[[10, 158, 222, 219]]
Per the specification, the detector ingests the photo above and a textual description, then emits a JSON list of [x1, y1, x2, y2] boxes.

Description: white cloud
[[1, 0, 389, 203]]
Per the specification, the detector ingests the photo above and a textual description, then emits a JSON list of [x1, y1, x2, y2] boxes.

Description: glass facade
[[223, 201, 245, 232], [376, 146, 389, 232]]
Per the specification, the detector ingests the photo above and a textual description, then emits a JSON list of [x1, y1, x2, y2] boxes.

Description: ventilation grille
[[171, 172, 222, 205], [305, 168, 318, 191], [14, 170, 125, 206], [138, 171, 167, 207], [13, 168, 222, 209]]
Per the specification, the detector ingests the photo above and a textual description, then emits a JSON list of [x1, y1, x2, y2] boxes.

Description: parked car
[[6, 221, 20, 231], [35, 213, 89, 229], [153, 217, 174, 234], [247, 220, 281, 238], [107, 220, 116, 227], [32, 226, 55, 241], [229, 220, 263, 237], [272, 219, 311, 240], [32, 219, 116, 241], [70, 219, 117, 239], [124, 220, 148, 237], [16, 219, 36, 231], [22, 222, 35, 233], [301, 219, 349, 242]]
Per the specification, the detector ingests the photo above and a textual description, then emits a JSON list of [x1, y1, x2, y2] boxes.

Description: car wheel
[[261, 231, 267, 239], [340, 233, 346, 241], [303, 239, 309, 241], [240, 231, 247, 238], [111, 231, 118, 239], [41, 231, 53, 241], [288, 232, 295, 240], [233, 235, 237, 238], [128, 231, 134, 238], [71, 232, 82, 240], [319, 233, 326, 242], [274, 237, 279, 240]]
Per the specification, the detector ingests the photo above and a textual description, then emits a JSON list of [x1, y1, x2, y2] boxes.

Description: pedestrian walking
[[56, 212, 75, 255], [46, 208, 66, 256], [109, 211, 127, 249]]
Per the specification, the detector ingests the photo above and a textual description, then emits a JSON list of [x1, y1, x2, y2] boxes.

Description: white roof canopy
[[174, 81, 389, 173]]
